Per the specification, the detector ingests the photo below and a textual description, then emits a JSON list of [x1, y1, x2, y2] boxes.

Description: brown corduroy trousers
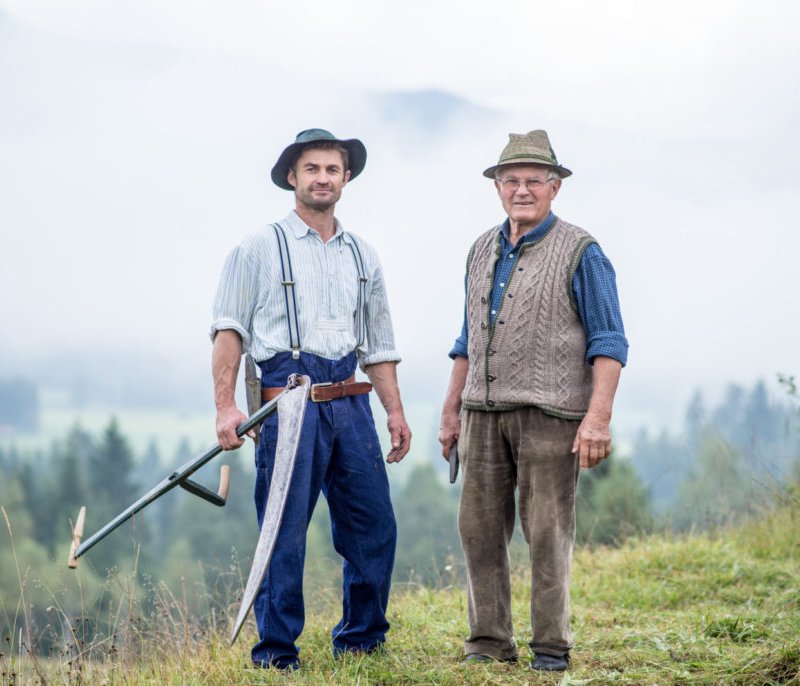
[[458, 407, 580, 660]]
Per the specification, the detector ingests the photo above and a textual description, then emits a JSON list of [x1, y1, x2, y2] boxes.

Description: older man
[[212, 129, 411, 670], [438, 130, 627, 671]]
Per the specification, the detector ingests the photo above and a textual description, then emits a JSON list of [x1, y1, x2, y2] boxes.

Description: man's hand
[[572, 411, 612, 469], [438, 409, 461, 461], [573, 356, 622, 469], [364, 361, 412, 464], [216, 404, 256, 450], [439, 356, 468, 460], [386, 410, 411, 464], [212, 330, 257, 450]]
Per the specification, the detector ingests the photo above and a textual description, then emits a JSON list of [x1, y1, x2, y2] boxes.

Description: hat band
[[500, 152, 558, 165]]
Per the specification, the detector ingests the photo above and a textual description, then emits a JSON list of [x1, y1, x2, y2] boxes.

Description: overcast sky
[[2, 0, 799, 440]]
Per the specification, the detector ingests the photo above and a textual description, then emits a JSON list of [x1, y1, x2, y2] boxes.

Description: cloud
[[1, 2, 799, 438]]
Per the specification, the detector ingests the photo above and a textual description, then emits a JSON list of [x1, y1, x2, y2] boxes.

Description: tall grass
[[2, 496, 799, 685]]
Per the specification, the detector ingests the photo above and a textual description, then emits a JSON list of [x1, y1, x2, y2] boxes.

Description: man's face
[[288, 147, 350, 212], [494, 164, 561, 228]]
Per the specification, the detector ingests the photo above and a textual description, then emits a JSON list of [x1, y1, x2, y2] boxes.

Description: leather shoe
[[530, 653, 569, 671]]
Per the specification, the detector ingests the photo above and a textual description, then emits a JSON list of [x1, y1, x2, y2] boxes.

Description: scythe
[[67, 373, 310, 645]]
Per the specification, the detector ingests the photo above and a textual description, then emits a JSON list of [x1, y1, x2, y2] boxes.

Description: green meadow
[[3, 499, 798, 685]]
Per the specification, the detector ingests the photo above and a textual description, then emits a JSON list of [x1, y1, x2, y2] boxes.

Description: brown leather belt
[[261, 375, 372, 403]]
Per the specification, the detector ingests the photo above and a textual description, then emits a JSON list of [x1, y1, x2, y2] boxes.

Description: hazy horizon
[[2, 1, 799, 450]]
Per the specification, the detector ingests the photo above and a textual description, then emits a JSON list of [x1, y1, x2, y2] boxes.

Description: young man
[[211, 129, 411, 670]]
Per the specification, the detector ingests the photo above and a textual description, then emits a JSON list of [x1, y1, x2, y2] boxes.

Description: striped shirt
[[210, 210, 401, 368], [450, 213, 628, 366]]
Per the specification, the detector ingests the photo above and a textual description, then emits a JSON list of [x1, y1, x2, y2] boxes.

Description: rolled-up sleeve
[[572, 243, 629, 366], [209, 243, 259, 351], [361, 258, 401, 368]]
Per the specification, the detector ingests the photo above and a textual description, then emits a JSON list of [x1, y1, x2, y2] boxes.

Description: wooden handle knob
[[217, 465, 231, 502], [67, 506, 86, 569]]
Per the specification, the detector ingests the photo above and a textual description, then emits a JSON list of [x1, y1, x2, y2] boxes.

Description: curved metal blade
[[230, 374, 310, 645]]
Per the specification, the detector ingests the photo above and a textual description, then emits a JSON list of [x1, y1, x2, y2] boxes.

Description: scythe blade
[[230, 373, 310, 645]]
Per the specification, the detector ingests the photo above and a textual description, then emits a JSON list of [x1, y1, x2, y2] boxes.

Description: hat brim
[[483, 159, 572, 179], [271, 138, 367, 190]]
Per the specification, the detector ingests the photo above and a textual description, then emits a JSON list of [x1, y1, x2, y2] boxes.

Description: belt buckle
[[310, 382, 332, 403]]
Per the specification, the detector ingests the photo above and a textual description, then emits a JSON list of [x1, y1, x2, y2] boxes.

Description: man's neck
[[295, 204, 337, 242], [506, 213, 554, 246], [507, 221, 530, 246]]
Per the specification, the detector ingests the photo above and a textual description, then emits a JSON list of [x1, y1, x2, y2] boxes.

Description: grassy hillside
[[3, 503, 798, 685]]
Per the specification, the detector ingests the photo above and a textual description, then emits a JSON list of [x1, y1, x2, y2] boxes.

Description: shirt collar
[[282, 210, 349, 242], [500, 211, 556, 247]]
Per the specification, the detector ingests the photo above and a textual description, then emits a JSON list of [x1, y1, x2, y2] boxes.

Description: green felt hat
[[483, 129, 572, 179], [271, 128, 367, 190]]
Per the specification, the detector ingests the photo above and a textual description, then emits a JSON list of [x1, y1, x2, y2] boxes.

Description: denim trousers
[[251, 351, 396, 669], [458, 407, 580, 660]]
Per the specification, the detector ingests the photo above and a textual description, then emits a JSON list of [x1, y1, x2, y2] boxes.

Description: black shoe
[[465, 653, 518, 663], [530, 653, 569, 671]]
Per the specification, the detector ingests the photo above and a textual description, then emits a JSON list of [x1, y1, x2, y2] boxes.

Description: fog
[[2, 1, 799, 445]]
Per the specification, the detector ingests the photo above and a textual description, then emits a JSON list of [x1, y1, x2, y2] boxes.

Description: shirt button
[[509, 254, 515, 259], [491, 309, 496, 315]]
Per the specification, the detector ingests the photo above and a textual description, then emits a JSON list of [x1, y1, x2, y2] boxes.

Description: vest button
[[487, 375, 495, 382], [481, 296, 487, 304], [498, 320, 505, 325], [489, 349, 496, 355], [487, 400, 495, 407], [480, 322, 487, 330]]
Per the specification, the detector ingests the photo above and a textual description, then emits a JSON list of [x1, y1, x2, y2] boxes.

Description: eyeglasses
[[496, 177, 553, 192]]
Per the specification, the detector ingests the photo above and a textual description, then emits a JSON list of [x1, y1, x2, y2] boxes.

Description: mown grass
[[3, 504, 799, 685]]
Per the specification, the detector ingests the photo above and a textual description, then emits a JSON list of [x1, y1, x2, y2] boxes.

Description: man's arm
[[438, 355, 469, 460], [572, 356, 621, 469], [212, 329, 255, 450], [364, 361, 411, 464]]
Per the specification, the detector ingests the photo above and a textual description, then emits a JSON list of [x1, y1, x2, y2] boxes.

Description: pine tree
[[85, 418, 141, 573]]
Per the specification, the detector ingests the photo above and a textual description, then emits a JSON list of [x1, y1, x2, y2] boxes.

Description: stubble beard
[[297, 186, 341, 213]]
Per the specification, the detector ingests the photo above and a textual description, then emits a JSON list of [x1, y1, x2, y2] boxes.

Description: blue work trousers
[[251, 351, 397, 669]]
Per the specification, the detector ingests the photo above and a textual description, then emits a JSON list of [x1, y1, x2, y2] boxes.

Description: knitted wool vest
[[462, 218, 596, 418]]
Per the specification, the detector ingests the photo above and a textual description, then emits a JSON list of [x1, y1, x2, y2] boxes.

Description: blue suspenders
[[347, 236, 368, 350], [273, 224, 302, 359], [273, 223, 367, 359]]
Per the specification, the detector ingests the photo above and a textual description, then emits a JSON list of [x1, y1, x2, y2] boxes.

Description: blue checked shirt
[[449, 212, 628, 366]]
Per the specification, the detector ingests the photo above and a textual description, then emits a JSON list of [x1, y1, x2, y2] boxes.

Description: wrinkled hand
[[438, 409, 461, 461], [572, 412, 612, 469], [216, 405, 255, 450], [386, 411, 411, 463]]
